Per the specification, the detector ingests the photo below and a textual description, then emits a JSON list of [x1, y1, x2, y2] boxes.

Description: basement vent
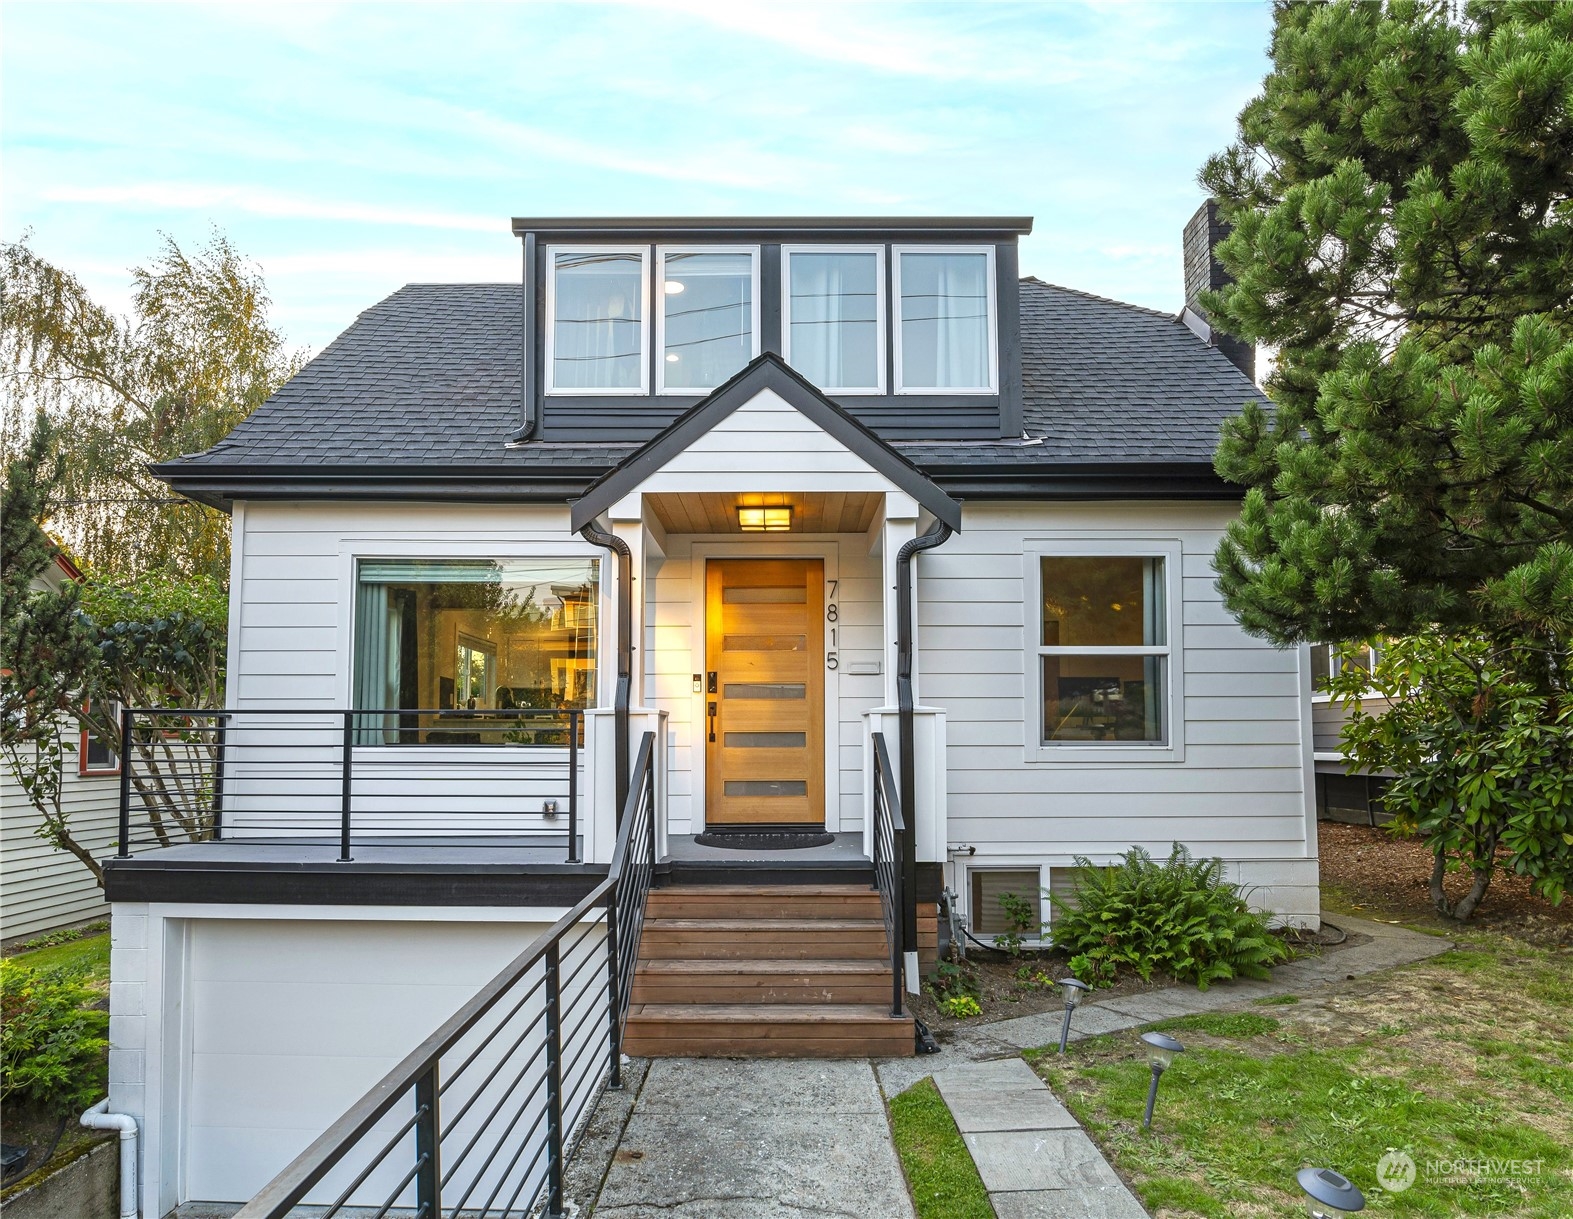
[[968, 867, 1087, 938]]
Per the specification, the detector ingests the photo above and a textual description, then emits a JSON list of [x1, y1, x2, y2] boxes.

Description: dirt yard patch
[[1319, 821, 1573, 949]]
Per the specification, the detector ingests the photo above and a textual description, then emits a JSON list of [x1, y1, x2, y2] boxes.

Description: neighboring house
[[1309, 642, 1394, 825], [0, 549, 119, 943], [103, 208, 1320, 1216]]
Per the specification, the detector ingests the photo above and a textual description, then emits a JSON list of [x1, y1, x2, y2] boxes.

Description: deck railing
[[232, 730, 658, 1219], [870, 731, 907, 1018], [114, 707, 585, 863]]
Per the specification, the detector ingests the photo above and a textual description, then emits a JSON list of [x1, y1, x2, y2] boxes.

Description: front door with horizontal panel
[[705, 558, 825, 827]]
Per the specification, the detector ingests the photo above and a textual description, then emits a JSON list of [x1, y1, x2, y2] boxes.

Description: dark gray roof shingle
[[163, 277, 1266, 483]]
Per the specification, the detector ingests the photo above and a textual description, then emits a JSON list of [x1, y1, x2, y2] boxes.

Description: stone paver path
[[587, 1057, 915, 1219], [934, 1057, 1148, 1218]]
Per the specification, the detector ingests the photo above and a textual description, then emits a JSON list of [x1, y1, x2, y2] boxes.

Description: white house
[[104, 210, 1320, 1217], [0, 548, 120, 943]]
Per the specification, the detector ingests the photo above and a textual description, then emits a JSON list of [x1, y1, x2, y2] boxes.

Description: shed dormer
[[510, 217, 1032, 443]]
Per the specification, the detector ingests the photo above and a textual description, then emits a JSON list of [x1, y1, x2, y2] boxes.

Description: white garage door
[[183, 917, 549, 1204]]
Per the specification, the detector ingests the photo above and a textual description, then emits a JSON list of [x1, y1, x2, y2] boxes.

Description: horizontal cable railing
[[233, 731, 659, 1219], [114, 707, 585, 863], [870, 732, 906, 1019]]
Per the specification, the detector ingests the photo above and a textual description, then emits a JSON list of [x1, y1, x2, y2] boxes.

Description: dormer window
[[782, 246, 885, 394], [547, 247, 649, 394], [894, 247, 997, 393], [657, 248, 759, 393]]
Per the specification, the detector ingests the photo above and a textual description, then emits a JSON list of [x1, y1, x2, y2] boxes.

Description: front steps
[[624, 884, 914, 1058]]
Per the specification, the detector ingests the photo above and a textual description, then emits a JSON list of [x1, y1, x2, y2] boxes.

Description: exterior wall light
[[737, 506, 792, 532], [1056, 977, 1091, 1053], [1296, 1167, 1365, 1216], [1139, 1031, 1184, 1128]]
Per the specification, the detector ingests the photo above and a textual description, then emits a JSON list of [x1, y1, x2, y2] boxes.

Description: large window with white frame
[[352, 558, 599, 745], [1037, 554, 1170, 746], [546, 247, 649, 394], [781, 245, 885, 393], [893, 245, 996, 393], [657, 247, 759, 393]]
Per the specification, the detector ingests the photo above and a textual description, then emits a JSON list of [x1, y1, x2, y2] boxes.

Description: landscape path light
[[1056, 977, 1091, 1053], [1138, 1031, 1184, 1129], [1296, 1166, 1365, 1216]]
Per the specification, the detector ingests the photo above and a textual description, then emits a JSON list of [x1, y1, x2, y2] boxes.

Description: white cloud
[[42, 183, 503, 233]]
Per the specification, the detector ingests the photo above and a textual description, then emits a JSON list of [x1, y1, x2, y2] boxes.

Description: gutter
[[577, 518, 632, 816], [80, 1099, 137, 1218], [894, 515, 954, 973], [507, 231, 540, 446]]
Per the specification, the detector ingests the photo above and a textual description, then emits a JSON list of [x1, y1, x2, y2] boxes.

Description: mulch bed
[[912, 919, 1357, 1035], [1318, 820, 1573, 949]]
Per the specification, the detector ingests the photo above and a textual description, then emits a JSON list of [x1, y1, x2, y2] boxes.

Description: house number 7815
[[826, 579, 838, 670]]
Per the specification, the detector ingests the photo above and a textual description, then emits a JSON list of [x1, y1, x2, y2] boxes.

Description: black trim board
[[569, 353, 964, 532], [103, 858, 608, 907], [512, 216, 1034, 241]]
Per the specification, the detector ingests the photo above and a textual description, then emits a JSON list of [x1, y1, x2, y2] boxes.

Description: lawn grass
[[7, 927, 111, 986], [1027, 932, 1572, 1217], [887, 1077, 994, 1219]]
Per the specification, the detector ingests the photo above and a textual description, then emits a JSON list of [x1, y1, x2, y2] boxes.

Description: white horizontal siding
[[1, 731, 117, 941], [918, 501, 1312, 882]]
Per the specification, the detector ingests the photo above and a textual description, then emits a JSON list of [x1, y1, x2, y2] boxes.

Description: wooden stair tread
[[653, 885, 875, 896], [629, 1003, 910, 1024], [645, 918, 883, 931], [637, 958, 889, 975]]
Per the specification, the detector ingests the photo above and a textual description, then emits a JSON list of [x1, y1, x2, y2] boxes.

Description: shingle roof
[[158, 277, 1266, 493]]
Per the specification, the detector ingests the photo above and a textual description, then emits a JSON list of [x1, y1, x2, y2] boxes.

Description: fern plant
[[1049, 844, 1288, 990]]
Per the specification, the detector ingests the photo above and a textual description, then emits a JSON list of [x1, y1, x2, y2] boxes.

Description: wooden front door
[[704, 559, 825, 827]]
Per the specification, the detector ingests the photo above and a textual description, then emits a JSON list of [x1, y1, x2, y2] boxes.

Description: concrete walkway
[[582, 1058, 915, 1219]]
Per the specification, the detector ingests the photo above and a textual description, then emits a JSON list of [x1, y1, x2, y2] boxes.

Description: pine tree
[[1200, 0, 1573, 917]]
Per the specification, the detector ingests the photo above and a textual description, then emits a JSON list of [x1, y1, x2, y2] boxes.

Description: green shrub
[[0, 960, 108, 1116], [926, 958, 979, 1003], [1049, 844, 1288, 990], [938, 995, 983, 1019], [992, 891, 1037, 957]]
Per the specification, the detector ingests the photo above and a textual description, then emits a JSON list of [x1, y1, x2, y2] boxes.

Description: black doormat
[[693, 829, 836, 850]]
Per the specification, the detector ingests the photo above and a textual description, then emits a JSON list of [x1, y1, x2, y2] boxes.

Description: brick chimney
[[1181, 199, 1255, 382]]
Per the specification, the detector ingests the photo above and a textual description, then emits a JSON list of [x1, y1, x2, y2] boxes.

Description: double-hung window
[[546, 247, 649, 393], [782, 245, 885, 393], [657, 247, 758, 393], [1035, 553, 1171, 748], [894, 246, 996, 393], [1309, 642, 1380, 700], [352, 558, 599, 745]]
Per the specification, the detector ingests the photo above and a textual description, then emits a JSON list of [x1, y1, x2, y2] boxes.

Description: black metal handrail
[[870, 732, 906, 1019], [231, 730, 659, 1219], [114, 707, 585, 863]]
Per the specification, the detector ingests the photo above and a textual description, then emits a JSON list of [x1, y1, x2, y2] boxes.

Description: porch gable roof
[[568, 353, 963, 533]]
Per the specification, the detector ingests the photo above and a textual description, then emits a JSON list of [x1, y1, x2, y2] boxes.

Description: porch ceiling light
[[1056, 977, 1091, 1054], [738, 506, 792, 532], [1296, 1166, 1366, 1216], [1139, 1031, 1184, 1129]]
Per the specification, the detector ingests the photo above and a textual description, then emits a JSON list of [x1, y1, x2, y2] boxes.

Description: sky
[[3, 1, 1275, 355]]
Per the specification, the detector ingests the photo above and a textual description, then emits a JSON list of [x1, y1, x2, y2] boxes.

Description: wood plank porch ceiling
[[645, 491, 883, 535]]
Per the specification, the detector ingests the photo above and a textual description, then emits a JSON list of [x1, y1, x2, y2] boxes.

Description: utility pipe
[[80, 1098, 138, 1219], [578, 518, 632, 817], [894, 515, 954, 988]]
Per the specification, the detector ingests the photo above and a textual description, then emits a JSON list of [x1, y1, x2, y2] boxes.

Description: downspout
[[895, 515, 954, 975], [81, 1098, 138, 1219], [506, 231, 539, 446], [579, 518, 631, 816]]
